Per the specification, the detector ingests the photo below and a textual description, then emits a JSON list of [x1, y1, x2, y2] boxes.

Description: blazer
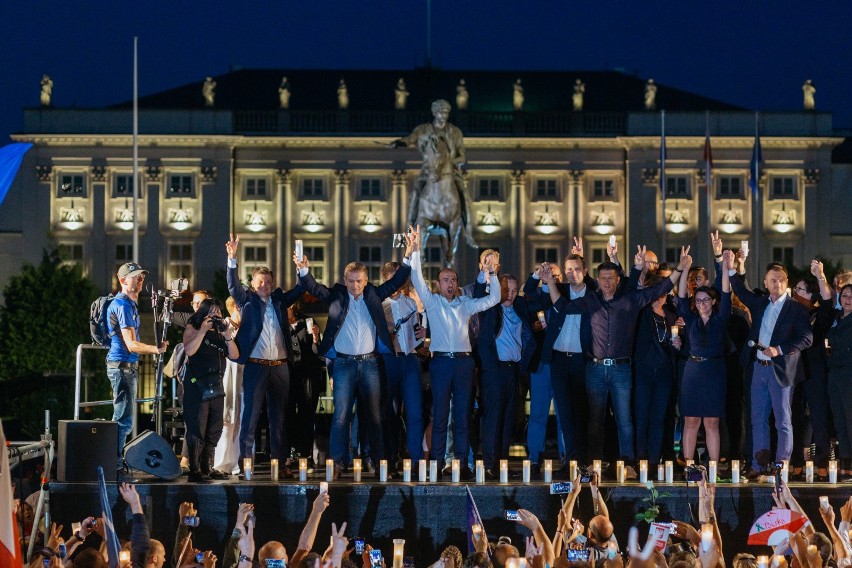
[[227, 265, 305, 365], [299, 264, 412, 358], [476, 278, 545, 373], [730, 273, 813, 387]]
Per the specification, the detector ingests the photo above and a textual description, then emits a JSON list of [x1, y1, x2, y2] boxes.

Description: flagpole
[[660, 110, 666, 261], [705, 110, 712, 261], [132, 36, 139, 264], [753, 111, 760, 273]]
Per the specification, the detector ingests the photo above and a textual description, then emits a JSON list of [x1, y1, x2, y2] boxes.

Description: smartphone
[[369, 549, 382, 568], [183, 516, 201, 527], [196, 552, 205, 564], [266, 560, 286, 568], [56, 543, 67, 560], [403, 557, 415, 568], [505, 509, 520, 521], [579, 468, 593, 484], [353, 538, 365, 555], [566, 549, 591, 562], [819, 496, 830, 512], [549, 482, 573, 495]]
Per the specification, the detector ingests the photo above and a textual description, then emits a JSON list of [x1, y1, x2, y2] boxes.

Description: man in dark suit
[[294, 237, 414, 478], [226, 235, 305, 473], [728, 257, 813, 474]]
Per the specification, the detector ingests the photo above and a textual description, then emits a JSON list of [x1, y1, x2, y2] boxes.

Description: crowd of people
[[100, 227, 852, 484]]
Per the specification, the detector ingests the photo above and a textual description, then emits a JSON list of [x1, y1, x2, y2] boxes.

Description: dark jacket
[[817, 296, 852, 370], [299, 264, 411, 358], [731, 274, 813, 387], [476, 278, 545, 373], [227, 265, 305, 365]]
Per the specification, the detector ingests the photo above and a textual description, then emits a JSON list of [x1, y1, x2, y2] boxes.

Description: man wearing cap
[[106, 262, 168, 473]]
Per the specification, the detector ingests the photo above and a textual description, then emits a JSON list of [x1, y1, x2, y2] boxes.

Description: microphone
[[747, 339, 769, 351]]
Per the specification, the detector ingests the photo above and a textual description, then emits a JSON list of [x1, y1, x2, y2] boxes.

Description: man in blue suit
[[294, 237, 415, 478], [226, 235, 305, 474], [728, 257, 813, 474]]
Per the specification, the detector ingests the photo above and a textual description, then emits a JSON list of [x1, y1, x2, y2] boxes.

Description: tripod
[[150, 279, 187, 435]]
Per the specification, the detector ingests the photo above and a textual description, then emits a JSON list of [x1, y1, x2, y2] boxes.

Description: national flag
[[0, 143, 33, 209], [749, 122, 762, 196], [1, 419, 24, 568], [97, 467, 120, 568], [660, 111, 667, 194], [466, 485, 487, 556]]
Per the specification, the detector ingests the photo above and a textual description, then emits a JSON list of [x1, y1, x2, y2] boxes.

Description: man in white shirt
[[408, 225, 500, 478]]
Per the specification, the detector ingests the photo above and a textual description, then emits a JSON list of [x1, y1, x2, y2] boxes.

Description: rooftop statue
[[456, 79, 469, 110], [644, 79, 657, 111], [40, 74, 53, 107], [803, 80, 816, 111], [513, 78, 524, 111], [573, 79, 585, 111], [203, 77, 216, 107], [394, 78, 409, 110], [279, 76, 291, 109], [337, 79, 349, 110]]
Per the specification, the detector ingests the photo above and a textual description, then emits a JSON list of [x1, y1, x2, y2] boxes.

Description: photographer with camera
[[182, 298, 239, 482]]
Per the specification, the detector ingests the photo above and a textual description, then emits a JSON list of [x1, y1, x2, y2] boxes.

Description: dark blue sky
[[1, 1, 850, 141]]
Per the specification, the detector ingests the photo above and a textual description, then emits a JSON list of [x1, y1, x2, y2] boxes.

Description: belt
[[756, 359, 773, 367], [688, 355, 721, 363], [432, 351, 471, 358], [107, 361, 138, 369], [336, 352, 377, 361], [591, 357, 631, 366], [553, 350, 580, 358], [248, 357, 288, 366], [498, 360, 520, 367]]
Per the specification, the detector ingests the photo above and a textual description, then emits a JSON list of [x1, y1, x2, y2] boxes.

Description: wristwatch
[[238, 553, 252, 562]]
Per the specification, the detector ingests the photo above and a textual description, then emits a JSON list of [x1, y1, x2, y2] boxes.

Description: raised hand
[[293, 250, 310, 270], [118, 483, 142, 513], [811, 259, 825, 281], [202, 551, 218, 568], [226, 234, 240, 259], [407, 225, 421, 252], [677, 245, 692, 271], [571, 236, 584, 257], [237, 511, 255, 563], [607, 237, 618, 263], [710, 230, 723, 257], [722, 250, 735, 270], [46, 522, 64, 551], [312, 491, 330, 514], [634, 245, 647, 270], [538, 263, 553, 285], [330, 521, 349, 566], [179, 501, 197, 520], [235, 503, 254, 528]]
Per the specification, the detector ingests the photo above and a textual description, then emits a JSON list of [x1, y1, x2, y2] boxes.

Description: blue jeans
[[107, 362, 138, 468], [382, 354, 424, 462], [751, 362, 793, 468], [527, 363, 565, 463], [634, 360, 673, 464], [481, 363, 519, 470], [330, 357, 383, 466], [550, 352, 589, 463], [430, 356, 475, 468], [586, 361, 635, 461]]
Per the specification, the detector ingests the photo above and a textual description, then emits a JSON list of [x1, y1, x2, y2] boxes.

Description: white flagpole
[[705, 110, 712, 260], [753, 111, 760, 273], [132, 36, 139, 263], [660, 110, 666, 261]]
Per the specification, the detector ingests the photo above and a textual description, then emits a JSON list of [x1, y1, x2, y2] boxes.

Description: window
[[167, 175, 195, 198], [534, 179, 560, 200], [771, 177, 797, 200], [304, 246, 326, 284], [591, 247, 607, 265], [665, 247, 679, 264], [478, 178, 502, 200], [245, 177, 269, 200], [718, 176, 743, 199], [167, 243, 193, 282], [665, 176, 690, 198], [534, 247, 559, 265], [113, 244, 134, 288], [113, 175, 139, 198], [59, 174, 86, 198], [301, 178, 326, 200], [242, 245, 269, 283], [358, 178, 383, 200], [772, 247, 795, 267], [58, 243, 84, 270], [592, 179, 615, 199], [359, 245, 383, 284], [422, 245, 444, 285]]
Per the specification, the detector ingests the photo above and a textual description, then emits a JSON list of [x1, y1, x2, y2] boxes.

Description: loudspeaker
[[58, 420, 118, 482], [123, 430, 181, 480]]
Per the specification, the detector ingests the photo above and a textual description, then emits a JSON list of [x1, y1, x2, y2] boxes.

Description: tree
[[0, 249, 98, 380]]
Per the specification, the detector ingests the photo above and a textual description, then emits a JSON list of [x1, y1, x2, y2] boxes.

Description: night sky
[[1, 1, 851, 141]]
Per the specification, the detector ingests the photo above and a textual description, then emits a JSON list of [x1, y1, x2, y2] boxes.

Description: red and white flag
[[1, 419, 24, 568]]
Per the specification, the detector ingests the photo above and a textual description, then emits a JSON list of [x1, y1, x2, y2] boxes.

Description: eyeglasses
[[794, 286, 810, 294], [647, 260, 659, 266], [694, 298, 714, 305]]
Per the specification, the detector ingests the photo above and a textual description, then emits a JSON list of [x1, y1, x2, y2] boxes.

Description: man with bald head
[[560, 472, 618, 564], [144, 540, 166, 568], [259, 541, 288, 567]]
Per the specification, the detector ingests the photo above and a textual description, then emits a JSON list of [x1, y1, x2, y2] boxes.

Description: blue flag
[[97, 467, 120, 568], [749, 130, 762, 196], [466, 485, 487, 556], [0, 143, 32, 208]]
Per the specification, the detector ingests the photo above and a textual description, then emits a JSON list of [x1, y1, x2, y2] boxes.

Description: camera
[[505, 509, 520, 521], [209, 316, 228, 333], [579, 467, 593, 484], [685, 465, 704, 482]]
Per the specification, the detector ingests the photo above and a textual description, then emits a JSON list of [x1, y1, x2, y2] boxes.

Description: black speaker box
[[123, 430, 181, 480], [58, 420, 118, 482]]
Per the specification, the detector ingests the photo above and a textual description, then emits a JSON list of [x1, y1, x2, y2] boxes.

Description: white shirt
[[333, 292, 376, 355], [383, 294, 421, 355], [250, 297, 287, 360], [409, 250, 500, 352], [757, 292, 787, 361], [553, 284, 586, 353]]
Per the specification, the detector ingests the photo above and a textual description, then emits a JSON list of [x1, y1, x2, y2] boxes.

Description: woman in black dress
[[182, 298, 240, 482], [677, 249, 732, 468]]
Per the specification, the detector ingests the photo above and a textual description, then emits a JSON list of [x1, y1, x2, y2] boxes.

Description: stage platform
[[48, 475, 851, 565]]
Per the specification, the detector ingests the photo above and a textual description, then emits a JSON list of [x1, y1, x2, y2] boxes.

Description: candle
[[536, 311, 546, 325], [522, 460, 531, 483], [429, 460, 438, 482], [805, 460, 814, 483], [270, 459, 279, 482], [326, 459, 334, 482], [475, 460, 485, 483], [299, 458, 308, 482], [353, 459, 362, 482], [505, 559, 519, 568], [543, 460, 553, 483], [616, 461, 625, 484], [670, 325, 679, 339], [757, 556, 769, 568], [708, 461, 717, 484], [772, 555, 786, 568], [741, 240, 749, 257], [393, 539, 405, 568], [294, 239, 304, 260], [731, 460, 740, 484], [639, 460, 648, 484], [119, 550, 130, 566], [418, 460, 427, 482], [569, 460, 578, 481], [665, 461, 674, 484], [820, 496, 829, 511], [500, 460, 509, 484], [319, 481, 328, 494], [306, 318, 315, 342], [380, 460, 388, 482], [403, 459, 411, 482], [780, 460, 789, 484], [243, 458, 253, 481], [593, 460, 602, 480], [701, 524, 713, 552], [829, 460, 838, 484], [472, 524, 482, 541], [421, 312, 428, 328], [451, 459, 460, 483], [657, 463, 665, 482]]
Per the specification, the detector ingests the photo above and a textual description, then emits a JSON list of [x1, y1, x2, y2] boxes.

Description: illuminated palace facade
[[4, 69, 850, 298]]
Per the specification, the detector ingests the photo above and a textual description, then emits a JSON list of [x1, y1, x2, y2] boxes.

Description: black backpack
[[90, 294, 116, 345]]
